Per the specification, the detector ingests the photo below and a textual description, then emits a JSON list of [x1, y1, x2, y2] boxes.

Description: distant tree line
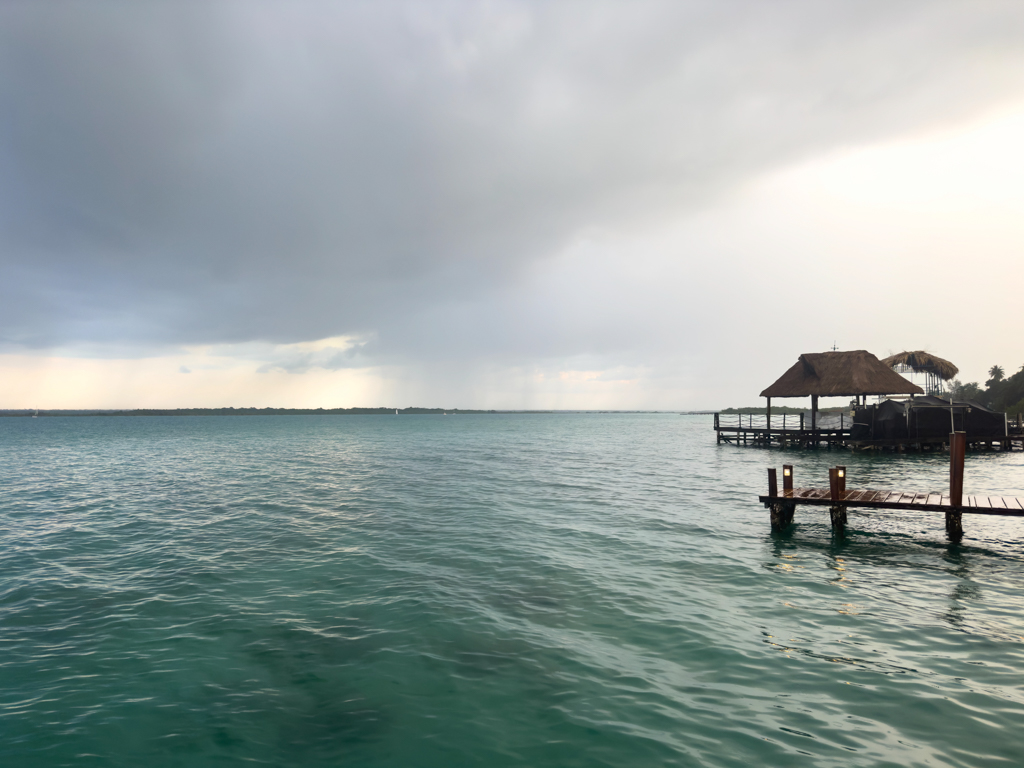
[[720, 405, 847, 415], [0, 407, 499, 417], [948, 365, 1024, 415]]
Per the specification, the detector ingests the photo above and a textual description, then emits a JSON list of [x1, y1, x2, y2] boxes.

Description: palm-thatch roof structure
[[880, 351, 958, 381], [880, 351, 958, 396], [761, 351, 924, 399], [760, 350, 922, 430]]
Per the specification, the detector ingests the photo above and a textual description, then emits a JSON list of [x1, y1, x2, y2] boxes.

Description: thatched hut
[[880, 351, 958, 395], [760, 350, 923, 429]]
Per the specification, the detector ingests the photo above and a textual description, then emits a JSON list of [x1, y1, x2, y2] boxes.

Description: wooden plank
[[1016, 497, 1024, 511], [941, 494, 951, 507], [927, 493, 942, 506], [882, 491, 901, 503], [993, 496, 1009, 510], [914, 493, 930, 505], [977, 496, 992, 509], [807, 488, 830, 500]]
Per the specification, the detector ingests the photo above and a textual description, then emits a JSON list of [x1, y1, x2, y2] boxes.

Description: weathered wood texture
[[759, 487, 1024, 516]]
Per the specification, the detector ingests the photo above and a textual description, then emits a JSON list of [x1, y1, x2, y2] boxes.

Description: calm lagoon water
[[2, 413, 1024, 767]]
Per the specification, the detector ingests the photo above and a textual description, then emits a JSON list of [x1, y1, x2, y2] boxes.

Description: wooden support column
[[829, 466, 846, 535], [766, 397, 771, 442], [774, 465, 795, 527], [768, 468, 791, 530], [811, 395, 818, 433], [947, 431, 966, 541]]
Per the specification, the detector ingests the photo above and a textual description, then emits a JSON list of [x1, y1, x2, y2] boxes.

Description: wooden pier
[[735, 350, 1024, 451], [717, 411, 1024, 451], [715, 412, 851, 448], [758, 432, 1024, 540]]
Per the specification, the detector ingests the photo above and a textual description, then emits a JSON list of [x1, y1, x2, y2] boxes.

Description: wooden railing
[[713, 412, 851, 431]]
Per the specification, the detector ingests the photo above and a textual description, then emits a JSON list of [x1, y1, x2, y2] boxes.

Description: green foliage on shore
[[949, 363, 1024, 414]]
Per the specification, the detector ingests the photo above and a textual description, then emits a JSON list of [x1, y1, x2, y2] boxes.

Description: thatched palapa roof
[[880, 351, 958, 381], [760, 350, 923, 398]]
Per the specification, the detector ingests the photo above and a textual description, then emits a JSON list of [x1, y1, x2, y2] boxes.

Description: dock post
[[947, 432, 966, 541], [768, 468, 791, 530], [769, 465, 795, 528], [829, 467, 847, 535]]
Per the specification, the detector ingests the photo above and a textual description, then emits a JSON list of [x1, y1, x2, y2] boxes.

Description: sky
[[3, 0, 1024, 410]]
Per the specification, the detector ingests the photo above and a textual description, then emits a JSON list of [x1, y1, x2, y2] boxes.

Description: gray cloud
[[255, 337, 375, 374], [3, 1, 1024, 377]]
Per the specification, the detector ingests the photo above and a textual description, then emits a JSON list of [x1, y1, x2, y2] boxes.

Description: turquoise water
[[2, 413, 1024, 767]]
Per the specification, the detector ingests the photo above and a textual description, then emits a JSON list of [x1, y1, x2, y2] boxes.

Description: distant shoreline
[[1, 408, 701, 417]]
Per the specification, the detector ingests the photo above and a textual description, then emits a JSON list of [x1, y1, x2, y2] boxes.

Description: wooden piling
[[767, 468, 786, 530], [949, 432, 966, 507], [768, 466, 796, 530], [947, 431, 966, 541], [828, 467, 847, 535]]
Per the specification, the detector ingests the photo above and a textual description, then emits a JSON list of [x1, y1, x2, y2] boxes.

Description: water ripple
[[2, 414, 1023, 766]]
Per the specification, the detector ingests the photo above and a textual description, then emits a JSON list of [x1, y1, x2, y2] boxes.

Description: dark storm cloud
[[3, 1, 1024, 362]]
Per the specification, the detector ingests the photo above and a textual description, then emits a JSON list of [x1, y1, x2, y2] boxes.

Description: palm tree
[[989, 365, 1005, 382]]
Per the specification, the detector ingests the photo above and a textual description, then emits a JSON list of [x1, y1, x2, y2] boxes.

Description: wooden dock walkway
[[759, 487, 1024, 516], [716, 412, 1024, 451], [757, 433, 1024, 540]]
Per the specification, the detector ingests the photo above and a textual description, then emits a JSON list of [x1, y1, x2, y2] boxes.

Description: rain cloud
[[3, 1, 1024, 403]]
